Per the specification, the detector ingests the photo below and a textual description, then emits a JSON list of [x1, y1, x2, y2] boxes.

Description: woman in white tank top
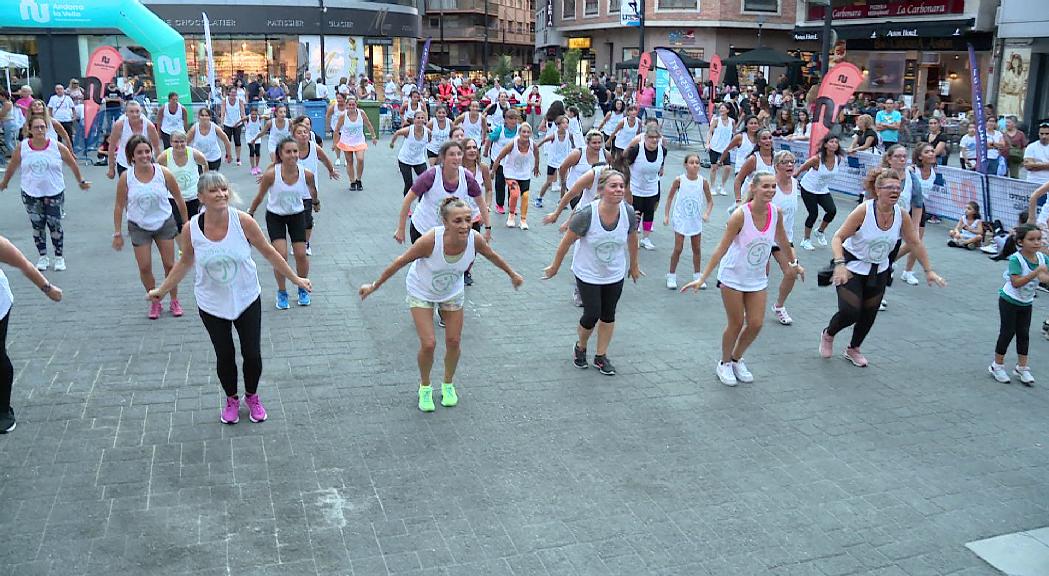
[[113, 135, 189, 320], [558, 130, 610, 200], [426, 106, 453, 165], [107, 100, 160, 178], [534, 116, 576, 208], [732, 128, 775, 206], [390, 113, 431, 196], [718, 115, 761, 181], [683, 171, 802, 387], [795, 134, 844, 251], [453, 101, 487, 145], [901, 142, 941, 283], [0, 115, 90, 272], [823, 169, 945, 367], [706, 104, 735, 195], [158, 95, 187, 149], [220, 91, 246, 166], [247, 138, 319, 310], [610, 105, 642, 160], [157, 130, 208, 222], [401, 91, 428, 127], [768, 150, 802, 326], [335, 96, 379, 191], [250, 105, 293, 163], [293, 122, 337, 255], [148, 171, 312, 425], [662, 153, 712, 290], [492, 123, 540, 229], [243, 109, 265, 175], [187, 108, 232, 171], [359, 196, 522, 412], [326, 93, 348, 168]]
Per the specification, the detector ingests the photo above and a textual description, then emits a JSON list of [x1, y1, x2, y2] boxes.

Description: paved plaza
[[0, 140, 1047, 576]]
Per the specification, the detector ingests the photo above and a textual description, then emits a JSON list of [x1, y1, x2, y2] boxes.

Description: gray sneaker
[[1014, 365, 1035, 386], [988, 364, 1011, 383]]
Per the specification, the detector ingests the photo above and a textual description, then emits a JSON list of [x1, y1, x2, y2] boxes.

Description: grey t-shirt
[[569, 202, 638, 237]]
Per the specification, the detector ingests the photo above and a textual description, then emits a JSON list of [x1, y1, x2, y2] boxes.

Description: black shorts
[[116, 164, 128, 176], [770, 242, 793, 254], [611, 145, 623, 156], [409, 221, 424, 244], [207, 159, 221, 171], [264, 210, 307, 243], [546, 165, 558, 176], [426, 149, 439, 159], [302, 199, 315, 230], [222, 124, 242, 146], [708, 149, 723, 164], [507, 178, 531, 193]]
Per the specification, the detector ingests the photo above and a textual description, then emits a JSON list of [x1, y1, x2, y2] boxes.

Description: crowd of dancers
[[26, 88, 1049, 434]]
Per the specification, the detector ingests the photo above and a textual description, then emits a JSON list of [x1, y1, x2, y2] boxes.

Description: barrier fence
[[768, 137, 1041, 230]]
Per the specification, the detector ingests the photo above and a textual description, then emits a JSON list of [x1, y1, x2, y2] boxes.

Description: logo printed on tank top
[[594, 239, 624, 264], [675, 197, 701, 219], [132, 182, 167, 214], [430, 270, 459, 295], [26, 154, 49, 176], [201, 248, 239, 285], [866, 237, 894, 262], [745, 237, 773, 267], [278, 188, 303, 214], [174, 169, 194, 191]]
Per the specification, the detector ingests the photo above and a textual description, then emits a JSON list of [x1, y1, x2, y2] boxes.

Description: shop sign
[[365, 38, 394, 46], [148, 4, 420, 37], [668, 30, 695, 46], [807, 0, 965, 22], [546, 0, 554, 28], [568, 37, 591, 49]]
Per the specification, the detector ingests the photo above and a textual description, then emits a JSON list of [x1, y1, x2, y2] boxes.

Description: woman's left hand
[[926, 271, 947, 287]]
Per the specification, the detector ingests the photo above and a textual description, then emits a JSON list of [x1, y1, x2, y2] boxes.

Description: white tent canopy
[[0, 49, 30, 94]]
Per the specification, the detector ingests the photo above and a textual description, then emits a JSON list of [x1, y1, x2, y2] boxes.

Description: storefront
[[993, 0, 1049, 131]]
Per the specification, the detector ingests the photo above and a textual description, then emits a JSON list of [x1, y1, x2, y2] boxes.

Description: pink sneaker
[[220, 396, 240, 424], [843, 347, 868, 367], [819, 330, 833, 359], [245, 393, 267, 423], [169, 299, 184, 317], [148, 300, 162, 320]]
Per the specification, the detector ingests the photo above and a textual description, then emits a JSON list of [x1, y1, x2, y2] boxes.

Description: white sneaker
[[305, 242, 312, 256], [988, 363, 1011, 383], [879, 298, 888, 311], [800, 238, 815, 251], [718, 188, 728, 196], [35, 256, 49, 271], [640, 237, 655, 250], [520, 220, 529, 231], [979, 244, 998, 254], [772, 305, 793, 325], [731, 358, 754, 383], [334, 158, 343, 167], [814, 230, 828, 246], [53, 257, 66, 271], [665, 273, 677, 290], [1014, 365, 1035, 386], [506, 214, 517, 228], [716, 362, 738, 386], [900, 270, 919, 286]]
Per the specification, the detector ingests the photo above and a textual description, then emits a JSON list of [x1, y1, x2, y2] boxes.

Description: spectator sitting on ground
[[947, 201, 985, 250]]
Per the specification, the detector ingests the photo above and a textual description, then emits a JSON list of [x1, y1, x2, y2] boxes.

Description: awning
[[0, 50, 29, 68], [793, 19, 974, 42]]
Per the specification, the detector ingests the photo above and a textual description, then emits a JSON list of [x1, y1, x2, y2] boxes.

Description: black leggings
[[825, 269, 889, 349], [399, 161, 426, 196], [0, 312, 12, 411], [996, 297, 1032, 357], [494, 165, 507, 208], [632, 193, 660, 226], [576, 277, 624, 330], [800, 187, 837, 229], [222, 124, 242, 147], [199, 297, 263, 397]]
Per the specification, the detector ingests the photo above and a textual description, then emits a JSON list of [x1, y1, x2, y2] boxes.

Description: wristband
[[832, 258, 845, 265], [113, 232, 122, 238], [484, 225, 493, 230]]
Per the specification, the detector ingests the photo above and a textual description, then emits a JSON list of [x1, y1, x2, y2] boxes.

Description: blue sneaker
[[297, 287, 311, 306], [275, 290, 290, 310]]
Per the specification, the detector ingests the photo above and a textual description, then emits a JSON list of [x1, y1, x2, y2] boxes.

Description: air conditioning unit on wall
[[919, 53, 941, 66]]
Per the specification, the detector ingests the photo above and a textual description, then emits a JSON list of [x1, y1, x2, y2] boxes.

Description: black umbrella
[[723, 47, 801, 67]]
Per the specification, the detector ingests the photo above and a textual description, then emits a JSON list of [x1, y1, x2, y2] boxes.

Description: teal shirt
[[875, 110, 902, 143]]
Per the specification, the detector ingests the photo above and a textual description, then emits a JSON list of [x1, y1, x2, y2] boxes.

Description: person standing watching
[[1023, 121, 1049, 185], [47, 84, 75, 145], [874, 99, 902, 147]]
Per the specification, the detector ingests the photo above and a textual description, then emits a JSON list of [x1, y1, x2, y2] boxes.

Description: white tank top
[[568, 116, 584, 148], [190, 209, 262, 320], [330, 104, 346, 131], [266, 165, 308, 216], [567, 148, 600, 190], [0, 270, 12, 320], [116, 117, 153, 168], [159, 147, 201, 200], [461, 113, 483, 143], [489, 126, 516, 162], [465, 163, 483, 220], [427, 118, 451, 154], [799, 154, 839, 194], [222, 97, 242, 127], [772, 178, 798, 244], [403, 101, 427, 121], [244, 117, 264, 143], [339, 110, 366, 147], [267, 117, 292, 151], [733, 133, 756, 173], [126, 164, 173, 231], [297, 141, 319, 197], [193, 123, 222, 162], [602, 112, 623, 136], [503, 138, 535, 181], [672, 174, 706, 237], [571, 200, 629, 284], [19, 139, 65, 198], [915, 165, 937, 197], [1002, 252, 1046, 305], [406, 226, 476, 302], [843, 200, 903, 276], [546, 131, 574, 169], [897, 169, 915, 213], [613, 117, 641, 150], [629, 145, 663, 198], [709, 116, 734, 153], [717, 202, 777, 292], [579, 165, 605, 208], [411, 166, 469, 233], [398, 127, 430, 165], [160, 102, 184, 135]]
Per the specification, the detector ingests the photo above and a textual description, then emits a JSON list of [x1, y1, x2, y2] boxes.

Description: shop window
[[584, 0, 599, 16], [657, 0, 697, 10], [562, 0, 576, 19], [742, 0, 778, 13], [608, 0, 620, 12]]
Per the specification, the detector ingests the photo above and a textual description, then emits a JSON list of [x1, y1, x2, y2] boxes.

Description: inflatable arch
[[2, 0, 191, 102]]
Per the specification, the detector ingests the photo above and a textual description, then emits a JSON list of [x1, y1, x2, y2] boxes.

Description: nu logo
[[157, 56, 183, 75], [20, 0, 50, 24], [837, 74, 847, 83], [370, 7, 388, 32]]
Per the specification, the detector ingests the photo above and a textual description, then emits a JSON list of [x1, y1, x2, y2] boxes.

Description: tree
[[538, 60, 561, 86], [562, 49, 582, 86]]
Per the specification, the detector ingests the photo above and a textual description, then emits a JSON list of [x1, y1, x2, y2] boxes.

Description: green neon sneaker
[[418, 386, 435, 412], [440, 382, 458, 407]]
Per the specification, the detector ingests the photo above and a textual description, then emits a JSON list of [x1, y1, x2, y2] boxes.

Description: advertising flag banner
[[81, 46, 123, 136], [707, 54, 722, 118], [417, 37, 432, 91], [203, 12, 217, 102], [654, 48, 706, 124], [621, 0, 640, 26], [808, 62, 863, 158], [969, 43, 988, 174], [637, 51, 652, 94]]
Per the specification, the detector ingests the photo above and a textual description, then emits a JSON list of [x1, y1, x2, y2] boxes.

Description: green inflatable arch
[[3, 0, 191, 102]]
